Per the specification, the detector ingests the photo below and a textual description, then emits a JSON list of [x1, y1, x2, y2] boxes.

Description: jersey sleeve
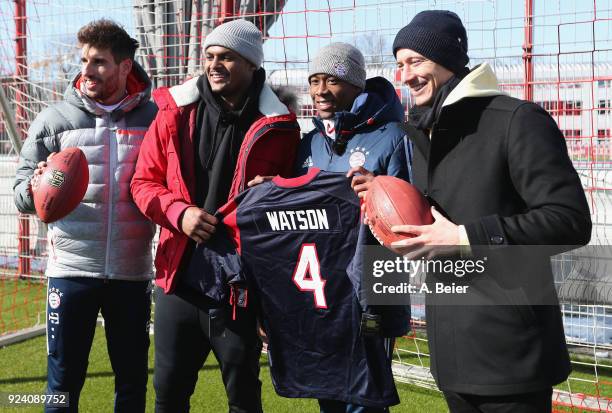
[[218, 196, 242, 255]]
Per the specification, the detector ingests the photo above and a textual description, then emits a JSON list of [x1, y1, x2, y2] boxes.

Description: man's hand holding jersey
[[179, 207, 218, 244], [247, 175, 274, 187], [248, 167, 376, 196], [346, 166, 374, 198]]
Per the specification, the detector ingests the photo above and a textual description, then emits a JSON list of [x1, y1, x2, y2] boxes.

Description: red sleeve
[[130, 110, 193, 232]]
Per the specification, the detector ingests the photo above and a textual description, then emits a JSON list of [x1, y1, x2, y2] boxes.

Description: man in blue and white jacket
[[13, 20, 156, 413], [296, 42, 411, 413], [295, 42, 411, 186]]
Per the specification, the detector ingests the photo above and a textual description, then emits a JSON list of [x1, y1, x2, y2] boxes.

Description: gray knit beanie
[[309, 42, 366, 90], [204, 19, 264, 68]]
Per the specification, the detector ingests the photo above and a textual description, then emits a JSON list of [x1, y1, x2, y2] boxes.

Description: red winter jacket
[[131, 77, 300, 293]]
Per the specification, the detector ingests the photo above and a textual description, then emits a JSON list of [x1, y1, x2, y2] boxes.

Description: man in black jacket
[[389, 10, 592, 413]]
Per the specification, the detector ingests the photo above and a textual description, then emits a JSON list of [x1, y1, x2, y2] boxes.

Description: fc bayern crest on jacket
[[349, 147, 368, 168]]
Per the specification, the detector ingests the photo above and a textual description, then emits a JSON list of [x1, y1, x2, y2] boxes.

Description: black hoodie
[[194, 68, 266, 213]]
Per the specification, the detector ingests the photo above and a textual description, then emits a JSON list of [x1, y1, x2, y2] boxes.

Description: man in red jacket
[[131, 19, 300, 413]]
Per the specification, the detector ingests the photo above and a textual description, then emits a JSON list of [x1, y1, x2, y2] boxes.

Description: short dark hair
[[77, 19, 139, 63]]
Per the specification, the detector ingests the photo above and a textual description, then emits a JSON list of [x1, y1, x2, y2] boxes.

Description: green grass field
[[394, 334, 612, 399], [0, 327, 447, 413], [555, 355, 612, 399], [2, 277, 612, 411]]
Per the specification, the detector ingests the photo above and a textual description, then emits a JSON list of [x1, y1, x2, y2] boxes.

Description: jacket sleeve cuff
[[464, 215, 507, 246], [166, 201, 193, 233]]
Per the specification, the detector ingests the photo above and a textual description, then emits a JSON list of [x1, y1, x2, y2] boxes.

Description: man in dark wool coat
[[389, 10, 592, 413]]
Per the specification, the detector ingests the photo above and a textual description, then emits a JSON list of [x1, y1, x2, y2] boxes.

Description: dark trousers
[[443, 388, 553, 413], [153, 287, 263, 413], [45, 277, 152, 413]]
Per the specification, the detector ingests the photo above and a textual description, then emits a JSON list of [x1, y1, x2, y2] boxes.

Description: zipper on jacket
[[313, 118, 335, 168], [104, 120, 117, 277], [238, 121, 299, 192], [326, 135, 334, 168]]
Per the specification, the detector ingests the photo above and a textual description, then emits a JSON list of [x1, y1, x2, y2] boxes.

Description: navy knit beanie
[[392, 10, 469, 74]]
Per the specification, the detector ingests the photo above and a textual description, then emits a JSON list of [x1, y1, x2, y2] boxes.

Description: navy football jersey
[[221, 168, 399, 407]]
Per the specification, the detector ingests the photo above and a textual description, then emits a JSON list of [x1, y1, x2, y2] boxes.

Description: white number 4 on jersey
[[292, 244, 328, 309]]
